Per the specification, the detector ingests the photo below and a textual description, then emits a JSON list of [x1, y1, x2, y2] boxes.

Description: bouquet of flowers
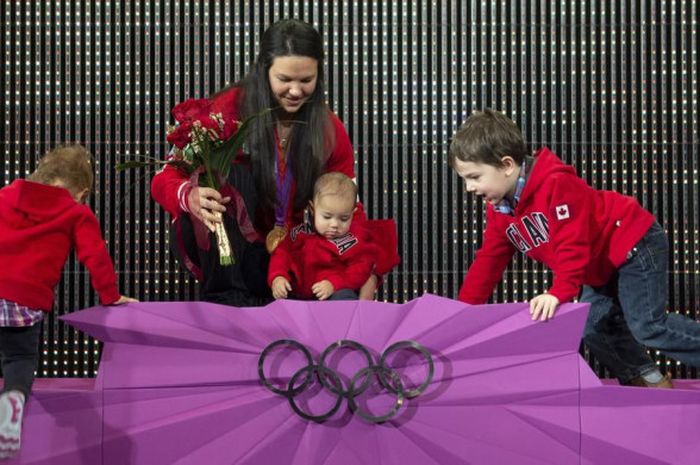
[[118, 98, 267, 265]]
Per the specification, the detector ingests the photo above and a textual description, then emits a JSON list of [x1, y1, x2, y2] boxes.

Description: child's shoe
[[0, 391, 25, 459], [623, 373, 674, 389]]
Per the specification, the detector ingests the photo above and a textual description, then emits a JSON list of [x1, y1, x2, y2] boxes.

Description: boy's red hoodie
[[459, 147, 655, 304], [0, 180, 120, 311]]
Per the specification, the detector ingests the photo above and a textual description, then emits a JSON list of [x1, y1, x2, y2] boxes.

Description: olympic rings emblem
[[258, 339, 434, 423]]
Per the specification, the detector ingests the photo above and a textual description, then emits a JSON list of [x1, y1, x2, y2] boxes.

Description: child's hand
[[112, 295, 138, 305], [312, 280, 334, 300], [271, 277, 291, 299], [530, 293, 560, 321]]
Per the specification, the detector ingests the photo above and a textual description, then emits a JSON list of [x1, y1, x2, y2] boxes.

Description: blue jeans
[[290, 289, 358, 301], [582, 222, 700, 382], [328, 289, 359, 300]]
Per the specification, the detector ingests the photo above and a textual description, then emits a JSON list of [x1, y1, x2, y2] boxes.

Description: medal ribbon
[[274, 133, 293, 227]]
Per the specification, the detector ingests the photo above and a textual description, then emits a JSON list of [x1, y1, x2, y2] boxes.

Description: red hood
[[518, 147, 577, 208], [0, 179, 78, 228]]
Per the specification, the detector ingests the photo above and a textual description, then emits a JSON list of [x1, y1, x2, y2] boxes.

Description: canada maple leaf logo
[[556, 204, 570, 220]]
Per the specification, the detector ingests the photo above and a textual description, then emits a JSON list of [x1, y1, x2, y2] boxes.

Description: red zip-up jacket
[[0, 180, 120, 310], [459, 147, 655, 304], [267, 221, 375, 299]]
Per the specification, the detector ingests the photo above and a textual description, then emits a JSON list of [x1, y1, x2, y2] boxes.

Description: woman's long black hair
[[238, 19, 334, 228]]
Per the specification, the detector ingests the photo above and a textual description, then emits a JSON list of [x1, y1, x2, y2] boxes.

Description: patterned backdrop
[[1, 1, 698, 379]]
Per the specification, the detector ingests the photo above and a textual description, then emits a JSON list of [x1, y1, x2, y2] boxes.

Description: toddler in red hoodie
[[0, 144, 135, 459], [450, 109, 700, 388], [268, 172, 377, 301]]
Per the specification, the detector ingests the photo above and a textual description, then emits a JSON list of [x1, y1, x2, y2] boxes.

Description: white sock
[[641, 369, 664, 384]]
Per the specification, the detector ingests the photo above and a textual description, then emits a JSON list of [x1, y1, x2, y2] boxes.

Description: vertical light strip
[[3, 3, 10, 177], [143, 0, 153, 301], [78, 0, 87, 377], [692, 0, 698, 371]]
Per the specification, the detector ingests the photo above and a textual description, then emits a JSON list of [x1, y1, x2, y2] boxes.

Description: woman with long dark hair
[[151, 19, 390, 306]]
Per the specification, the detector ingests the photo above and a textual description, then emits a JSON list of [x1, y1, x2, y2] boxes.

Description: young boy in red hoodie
[[450, 109, 700, 388], [0, 144, 135, 459]]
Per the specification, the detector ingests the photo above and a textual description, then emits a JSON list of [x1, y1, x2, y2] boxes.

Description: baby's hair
[[449, 108, 528, 168], [313, 172, 357, 204], [29, 144, 94, 194]]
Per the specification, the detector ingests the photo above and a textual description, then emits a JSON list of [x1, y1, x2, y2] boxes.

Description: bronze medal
[[265, 225, 287, 253]]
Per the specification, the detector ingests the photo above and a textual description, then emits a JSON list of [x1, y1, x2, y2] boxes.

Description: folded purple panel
[[580, 384, 700, 464], [28, 295, 694, 465], [57, 295, 591, 464]]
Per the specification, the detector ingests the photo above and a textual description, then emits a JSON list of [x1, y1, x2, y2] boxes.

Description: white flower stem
[[212, 211, 234, 265]]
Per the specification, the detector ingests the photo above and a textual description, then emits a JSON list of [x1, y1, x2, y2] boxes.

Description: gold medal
[[266, 225, 287, 253]]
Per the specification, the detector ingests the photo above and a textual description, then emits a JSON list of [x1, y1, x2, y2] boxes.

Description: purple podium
[[7, 295, 700, 464]]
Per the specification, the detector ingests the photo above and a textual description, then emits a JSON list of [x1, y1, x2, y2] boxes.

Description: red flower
[[171, 98, 211, 124], [166, 122, 193, 149], [167, 99, 229, 148], [219, 118, 242, 141]]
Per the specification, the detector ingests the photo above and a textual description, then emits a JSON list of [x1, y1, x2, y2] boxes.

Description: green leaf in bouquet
[[214, 108, 272, 182], [166, 159, 198, 176], [201, 156, 218, 189], [115, 160, 159, 171], [115, 153, 170, 171]]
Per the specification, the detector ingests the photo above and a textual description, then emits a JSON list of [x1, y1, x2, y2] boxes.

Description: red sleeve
[[458, 206, 515, 304], [545, 175, 594, 302], [325, 244, 375, 291], [209, 87, 243, 125], [267, 235, 293, 286], [73, 207, 121, 305], [363, 219, 400, 275], [324, 112, 355, 179], [151, 162, 189, 218]]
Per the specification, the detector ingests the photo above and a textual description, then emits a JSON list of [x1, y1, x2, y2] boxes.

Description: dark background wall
[[1, 1, 697, 379]]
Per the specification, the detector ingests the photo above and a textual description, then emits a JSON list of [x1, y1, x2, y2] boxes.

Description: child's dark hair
[[449, 109, 529, 168], [29, 144, 94, 194], [313, 172, 357, 205]]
